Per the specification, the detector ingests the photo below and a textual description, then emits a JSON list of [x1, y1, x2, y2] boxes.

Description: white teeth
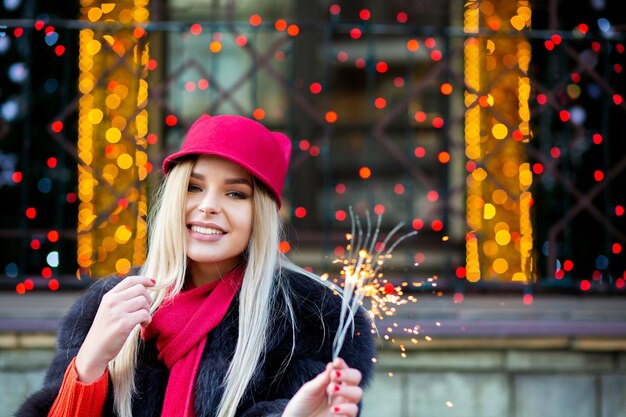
[[191, 225, 225, 235]]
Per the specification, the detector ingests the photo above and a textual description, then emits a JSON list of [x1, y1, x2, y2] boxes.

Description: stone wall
[[3, 335, 626, 417], [2, 292, 626, 417], [0, 333, 55, 417], [362, 349, 626, 417]]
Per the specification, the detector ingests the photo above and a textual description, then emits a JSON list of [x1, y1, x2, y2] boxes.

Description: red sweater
[[48, 357, 108, 417]]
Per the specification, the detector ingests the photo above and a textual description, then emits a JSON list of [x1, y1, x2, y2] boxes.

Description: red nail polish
[[334, 384, 340, 391], [333, 407, 340, 413], [335, 371, 342, 378], [150, 279, 156, 284]]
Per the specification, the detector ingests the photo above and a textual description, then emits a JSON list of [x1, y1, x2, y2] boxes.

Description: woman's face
[[185, 156, 253, 282]]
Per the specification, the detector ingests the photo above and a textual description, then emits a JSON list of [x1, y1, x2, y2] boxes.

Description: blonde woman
[[17, 114, 375, 417]]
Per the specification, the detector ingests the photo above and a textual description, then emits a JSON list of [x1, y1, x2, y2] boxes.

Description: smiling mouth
[[190, 225, 225, 235]]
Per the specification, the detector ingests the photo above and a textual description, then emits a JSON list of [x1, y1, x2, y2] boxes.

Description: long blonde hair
[[108, 159, 320, 417]]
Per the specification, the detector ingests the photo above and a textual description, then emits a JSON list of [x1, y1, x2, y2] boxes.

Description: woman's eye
[[187, 184, 202, 192], [227, 191, 248, 199]]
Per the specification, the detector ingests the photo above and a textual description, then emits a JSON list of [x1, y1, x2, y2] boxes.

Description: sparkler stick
[[331, 207, 418, 362]]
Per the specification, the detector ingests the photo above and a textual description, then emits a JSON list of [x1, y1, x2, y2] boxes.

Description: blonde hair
[[108, 159, 321, 417]]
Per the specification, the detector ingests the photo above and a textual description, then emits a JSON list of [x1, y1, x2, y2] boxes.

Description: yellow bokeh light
[[492, 189, 508, 205], [119, 8, 133, 23], [86, 39, 102, 55], [486, 39, 495, 54], [466, 271, 481, 282], [114, 225, 133, 244], [87, 7, 103, 22], [472, 167, 488, 182], [483, 240, 499, 257], [210, 41, 222, 53], [105, 94, 121, 109], [492, 258, 509, 274], [468, 195, 485, 210], [492, 123, 508, 139], [134, 7, 149, 22], [512, 272, 527, 282], [106, 127, 122, 143], [495, 229, 511, 245], [117, 153, 134, 169], [79, 78, 95, 94], [519, 169, 533, 187], [113, 84, 129, 99], [102, 35, 115, 47], [510, 15, 525, 31], [483, 203, 496, 219], [115, 258, 132, 274], [88, 108, 104, 124], [494, 221, 509, 232], [518, 6, 532, 21], [111, 115, 127, 130], [101, 3, 115, 13]]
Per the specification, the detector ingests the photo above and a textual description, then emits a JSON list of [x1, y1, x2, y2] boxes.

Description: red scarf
[[142, 266, 243, 417]]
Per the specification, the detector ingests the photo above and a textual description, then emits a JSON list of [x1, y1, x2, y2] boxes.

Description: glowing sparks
[[331, 207, 418, 361]]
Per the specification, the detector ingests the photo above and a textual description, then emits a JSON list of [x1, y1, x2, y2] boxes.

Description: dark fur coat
[[15, 269, 376, 417]]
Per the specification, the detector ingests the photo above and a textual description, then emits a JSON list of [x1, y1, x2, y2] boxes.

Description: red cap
[[162, 114, 291, 208]]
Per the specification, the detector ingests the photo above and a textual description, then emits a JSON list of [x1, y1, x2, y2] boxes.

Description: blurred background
[[0, 0, 625, 416]]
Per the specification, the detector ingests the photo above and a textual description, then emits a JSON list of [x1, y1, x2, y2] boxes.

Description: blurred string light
[[77, 0, 150, 278], [463, 0, 534, 283]]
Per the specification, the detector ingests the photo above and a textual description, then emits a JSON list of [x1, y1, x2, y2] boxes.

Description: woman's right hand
[[75, 275, 155, 383]]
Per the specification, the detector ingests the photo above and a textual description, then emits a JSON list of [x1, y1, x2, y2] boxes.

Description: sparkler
[[331, 207, 418, 362]]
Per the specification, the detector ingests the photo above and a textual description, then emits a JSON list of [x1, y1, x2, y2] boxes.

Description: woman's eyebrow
[[224, 178, 252, 187], [190, 172, 251, 187], [190, 171, 204, 180]]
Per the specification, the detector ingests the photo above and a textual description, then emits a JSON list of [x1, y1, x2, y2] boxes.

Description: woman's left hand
[[282, 357, 363, 417]]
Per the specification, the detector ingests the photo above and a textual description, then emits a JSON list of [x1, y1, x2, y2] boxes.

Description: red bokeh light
[[375, 62, 388, 73], [455, 267, 466, 279], [278, 241, 291, 253], [431, 219, 443, 231], [165, 115, 177, 126], [310, 82, 322, 94], [49, 279, 60, 291], [190, 23, 202, 35], [51, 121, 63, 133], [47, 230, 59, 242], [26, 207, 37, 219], [412, 218, 424, 230], [295, 207, 307, 218], [580, 280, 591, 291]]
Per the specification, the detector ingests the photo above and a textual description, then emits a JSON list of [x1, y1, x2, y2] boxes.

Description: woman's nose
[[198, 191, 221, 216]]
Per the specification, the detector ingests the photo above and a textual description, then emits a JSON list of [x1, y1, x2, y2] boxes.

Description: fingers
[[103, 276, 154, 306], [96, 276, 155, 336], [109, 275, 155, 295], [331, 367, 362, 386], [326, 358, 363, 414], [327, 383, 362, 403], [330, 404, 359, 416]]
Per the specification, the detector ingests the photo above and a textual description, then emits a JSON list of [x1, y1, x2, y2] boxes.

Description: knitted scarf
[[142, 266, 244, 417]]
